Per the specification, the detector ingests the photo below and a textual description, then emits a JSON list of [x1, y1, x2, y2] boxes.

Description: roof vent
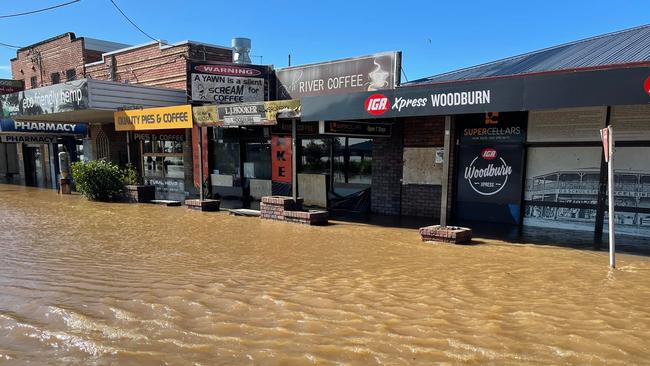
[[232, 38, 251, 64]]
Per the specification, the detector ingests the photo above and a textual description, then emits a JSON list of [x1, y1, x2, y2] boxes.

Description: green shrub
[[121, 163, 141, 186], [71, 160, 125, 201]]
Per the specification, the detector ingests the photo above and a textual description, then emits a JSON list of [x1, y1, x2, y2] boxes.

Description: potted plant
[[71, 160, 126, 202], [122, 163, 155, 203]]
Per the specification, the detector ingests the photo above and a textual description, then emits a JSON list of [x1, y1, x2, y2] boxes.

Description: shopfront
[[114, 105, 193, 201], [193, 100, 299, 209], [0, 119, 88, 188], [300, 65, 650, 240], [0, 79, 187, 174]]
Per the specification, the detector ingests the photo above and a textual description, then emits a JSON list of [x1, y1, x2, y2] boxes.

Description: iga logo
[[644, 76, 650, 96], [365, 94, 390, 115], [481, 148, 497, 160], [464, 147, 513, 196]]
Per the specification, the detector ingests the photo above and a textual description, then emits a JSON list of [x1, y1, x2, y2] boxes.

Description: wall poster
[[524, 146, 650, 237], [454, 112, 527, 225]]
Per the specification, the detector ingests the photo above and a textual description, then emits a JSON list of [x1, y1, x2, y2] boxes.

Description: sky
[[0, 0, 649, 81]]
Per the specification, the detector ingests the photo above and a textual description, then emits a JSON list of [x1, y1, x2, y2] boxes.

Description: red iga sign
[[365, 93, 390, 115], [644, 76, 650, 96], [481, 148, 497, 160], [272, 135, 292, 183]]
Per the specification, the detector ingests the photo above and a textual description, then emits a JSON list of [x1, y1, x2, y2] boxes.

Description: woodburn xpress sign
[[114, 105, 193, 131]]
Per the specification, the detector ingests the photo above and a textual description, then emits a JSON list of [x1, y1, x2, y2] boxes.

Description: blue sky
[[0, 0, 649, 81]]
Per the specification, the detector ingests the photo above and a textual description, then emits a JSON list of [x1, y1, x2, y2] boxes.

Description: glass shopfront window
[[211, 127, 272, 208], [299, 136, 373, 205], [140, 133, 185, 201]]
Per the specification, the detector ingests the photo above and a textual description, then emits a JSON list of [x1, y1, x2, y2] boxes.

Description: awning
[[300, 66, 650, 121], [193, 99, 300, 127], [0, 79, 186, 124]]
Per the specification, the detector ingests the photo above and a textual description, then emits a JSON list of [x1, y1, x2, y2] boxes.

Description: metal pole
[[608, 126, 615, 268], [292, 118, 298, 202], [440, 116, 452, 227], [198, 127, 204, 200], [126, 131, 131, 165]]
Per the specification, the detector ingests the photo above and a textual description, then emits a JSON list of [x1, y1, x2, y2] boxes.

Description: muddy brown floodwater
[[1, 185, 650, 365]]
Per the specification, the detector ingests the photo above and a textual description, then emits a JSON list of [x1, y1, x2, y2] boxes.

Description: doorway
[[23, 145, 47, 188]]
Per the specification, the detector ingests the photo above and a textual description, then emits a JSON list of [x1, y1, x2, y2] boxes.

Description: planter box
[[419, 225, 472, 244], [185, 199, 220, 212], [124, 185, 155, 203], [260, 196, 328, 225]]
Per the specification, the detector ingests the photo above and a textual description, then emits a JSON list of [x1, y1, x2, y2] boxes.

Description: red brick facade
[[10, 33, 233, 195], [10, 33, 100, 89], [85, 41, 230, 89]]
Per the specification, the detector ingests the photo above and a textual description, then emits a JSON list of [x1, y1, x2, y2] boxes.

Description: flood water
[[1, 185, 650, 365]]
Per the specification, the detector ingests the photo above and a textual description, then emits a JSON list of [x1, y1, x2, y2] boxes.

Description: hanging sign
[[188, 62, 269, 104], [0, 134, 58, 143], [194, 99, 300, 127], [271, 135, 292, 183], [114, 105, 193, 131], [0, 119, 88, 135], [319, 120, 392, 137]]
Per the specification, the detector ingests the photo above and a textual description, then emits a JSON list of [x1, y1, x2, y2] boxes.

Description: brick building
[[3, 32, 232, 197]]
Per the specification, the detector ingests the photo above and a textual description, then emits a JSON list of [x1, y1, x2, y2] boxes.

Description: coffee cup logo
[[368, 59, 390, 91], [464, 147, 513, 196]]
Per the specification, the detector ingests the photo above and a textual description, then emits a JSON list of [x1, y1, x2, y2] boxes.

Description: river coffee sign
[[276, 51, 400, 99], [188, 62, 269, 104]]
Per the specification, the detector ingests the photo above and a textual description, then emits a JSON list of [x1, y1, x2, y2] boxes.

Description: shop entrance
[[23, 145, 48, 188], [299, 136, 373, 214], [211, 127, 272, 209]]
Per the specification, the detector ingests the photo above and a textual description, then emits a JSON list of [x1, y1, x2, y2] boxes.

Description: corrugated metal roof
[[406, 24, 650, 86]]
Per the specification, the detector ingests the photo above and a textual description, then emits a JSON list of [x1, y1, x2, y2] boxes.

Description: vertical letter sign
[[272, 135, 292, 183]]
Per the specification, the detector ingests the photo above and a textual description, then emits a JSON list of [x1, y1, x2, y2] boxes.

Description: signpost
[[600, 126, 615, 268]]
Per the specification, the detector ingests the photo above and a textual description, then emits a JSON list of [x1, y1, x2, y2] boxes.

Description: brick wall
[[85, 42, 231, 89], [403, 116, 445, 147], [11, 33, 86, 89], [371, 122, 403, 215], [400, 116, 445, 219]]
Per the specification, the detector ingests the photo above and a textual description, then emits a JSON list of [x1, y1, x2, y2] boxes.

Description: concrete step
[[150, 200, 182, 207], [229, 209, 261, 217]]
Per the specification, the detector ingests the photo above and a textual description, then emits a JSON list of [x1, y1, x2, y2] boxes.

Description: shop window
[[213, 140, 240, 177], [299, 137, 372, 197], [334, 137, 372, 185], [301, 138, 330, 174], [30, 76, 38, 88], [244, 142, 271, 180], [524, 147, 601, 231], [65, 68, 76, 81], [141, 134, 185, 200], [51, 72, 60, 85]]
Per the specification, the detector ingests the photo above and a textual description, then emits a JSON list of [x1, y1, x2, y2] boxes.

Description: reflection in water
[[0, 184, 649, 365]]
